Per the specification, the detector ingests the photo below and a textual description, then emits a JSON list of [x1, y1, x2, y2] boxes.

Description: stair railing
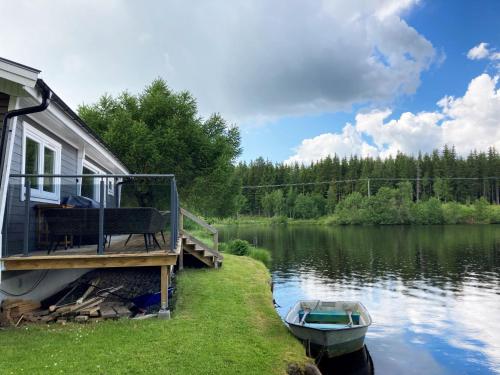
[[179, 208, 218, 252]]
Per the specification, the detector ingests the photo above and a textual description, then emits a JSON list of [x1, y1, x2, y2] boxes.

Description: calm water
[[220, 225, 500, 375]]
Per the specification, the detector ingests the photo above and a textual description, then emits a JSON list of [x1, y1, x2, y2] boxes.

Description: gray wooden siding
[[3, 115, 120, 255], [9, 117, 80, 252], [5, 117, 79, 255]]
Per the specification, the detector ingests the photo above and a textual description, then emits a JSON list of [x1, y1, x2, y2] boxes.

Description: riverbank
[[214, 200, 500, 226], [0, 255, 309, 374]]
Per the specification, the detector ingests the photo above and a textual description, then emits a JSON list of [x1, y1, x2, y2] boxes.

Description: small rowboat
[[285, 300, 372, 358]]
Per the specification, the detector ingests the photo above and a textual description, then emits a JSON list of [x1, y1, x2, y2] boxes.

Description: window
[[81, 166, 96, 200], [107, 178, 114, 196], [81, 160, 106, 203], [22, 123, 61, 202]]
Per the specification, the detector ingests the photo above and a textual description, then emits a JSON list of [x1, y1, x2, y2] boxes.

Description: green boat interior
[[298, 310, 361, 325]]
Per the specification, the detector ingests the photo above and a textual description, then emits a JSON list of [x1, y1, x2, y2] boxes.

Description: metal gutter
[[0, 57, 41, 74], [0, 82, 51, 189]]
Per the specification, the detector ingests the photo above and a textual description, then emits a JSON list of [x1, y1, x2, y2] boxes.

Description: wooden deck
[[0, 234, 180, 271]]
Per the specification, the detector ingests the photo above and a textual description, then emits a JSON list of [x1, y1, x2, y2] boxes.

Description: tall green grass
[[220, 239, 272, 267]]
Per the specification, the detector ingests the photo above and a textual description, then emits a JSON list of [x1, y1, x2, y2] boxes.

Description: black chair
[[43, 207, 169, 253]]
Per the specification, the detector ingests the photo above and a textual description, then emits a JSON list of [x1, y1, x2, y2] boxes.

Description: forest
[[233, 147, 499, 224]]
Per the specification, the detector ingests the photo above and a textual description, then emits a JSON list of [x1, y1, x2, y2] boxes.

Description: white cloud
[[467, 42, 491, 60], [285, 73, 500, 164], [467, 42, 500, 61], [286, 125, 379, 164], [440, 74, 500, 153], [0, 0, 435, 124]]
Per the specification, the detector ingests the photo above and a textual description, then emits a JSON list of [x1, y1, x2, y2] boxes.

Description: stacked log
[[0, 284, 132, 326]]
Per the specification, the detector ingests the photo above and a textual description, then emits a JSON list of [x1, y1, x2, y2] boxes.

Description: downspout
[[0, 81, 52, 190], [0, 82, 51, 259]]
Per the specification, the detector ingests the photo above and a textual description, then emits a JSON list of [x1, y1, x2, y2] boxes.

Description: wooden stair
[[178, 208, 223, 270], [180, 231, 223, 269]]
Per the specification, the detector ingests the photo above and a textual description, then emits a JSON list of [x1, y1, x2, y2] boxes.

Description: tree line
[[235, 147, 499, 218]]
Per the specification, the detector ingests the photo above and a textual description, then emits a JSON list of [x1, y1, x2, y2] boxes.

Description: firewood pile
[[0, 267, 173, 327], [0, 279, 141, 326]]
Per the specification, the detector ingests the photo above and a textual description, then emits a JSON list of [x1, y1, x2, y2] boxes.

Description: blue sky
[[242, 0, 500, 162], [1, 0, 499, 164]]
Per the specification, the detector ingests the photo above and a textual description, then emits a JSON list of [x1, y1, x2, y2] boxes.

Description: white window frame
[[81, 160, 106, 203], [21, 122, 62, 203], [107, 178, 114, 196]]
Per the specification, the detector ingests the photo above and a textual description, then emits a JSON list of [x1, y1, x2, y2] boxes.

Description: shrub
[[218, 242, 229, 253], [442, 202, 474, 224], [294, 194, 319, 219], [335, 192, 367, 224], [365, 187, 399, 224], [411, 198, 443, 224], [271, 215, 288, 225], [473, 197, 491, 223], [490, 204, 500, 224], [249, 248, 272, 267], [227, 239, 250, 256]]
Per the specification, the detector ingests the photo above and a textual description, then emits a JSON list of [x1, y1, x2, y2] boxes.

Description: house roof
[[35, 79, 129, 173], [0, 56, 40, 96], [0, 56, 128, 173], [0, 56, 41, 74]]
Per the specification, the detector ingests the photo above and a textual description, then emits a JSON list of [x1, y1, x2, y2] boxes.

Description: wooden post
[[170, 179, 177, 252], [23, 179, 31, 257], [213, 231, 218, 252], [158, 265, 171, 319], [98, 179, 105, 255], [179, 246, 184, 271], [178, 210, 184, 270]]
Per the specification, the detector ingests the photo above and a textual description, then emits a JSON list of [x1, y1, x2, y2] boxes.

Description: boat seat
[[303, 323, 351, 330], [299, 310, 360, 325]]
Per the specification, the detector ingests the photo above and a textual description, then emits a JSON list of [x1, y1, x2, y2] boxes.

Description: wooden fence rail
[[179, 208, 218, 251]]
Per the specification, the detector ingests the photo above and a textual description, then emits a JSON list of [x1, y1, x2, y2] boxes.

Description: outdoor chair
[[43, 207, 170, 253]]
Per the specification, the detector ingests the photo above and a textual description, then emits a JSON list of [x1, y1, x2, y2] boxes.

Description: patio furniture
[[43, 207, 170, 253]]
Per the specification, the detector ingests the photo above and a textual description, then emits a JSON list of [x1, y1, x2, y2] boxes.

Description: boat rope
[[314, 346, 327, 365]]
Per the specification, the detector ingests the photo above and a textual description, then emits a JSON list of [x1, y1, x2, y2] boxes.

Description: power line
[[242, 176, 499, 189]]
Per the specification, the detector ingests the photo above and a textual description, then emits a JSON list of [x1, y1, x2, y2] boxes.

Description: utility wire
[[242, 176, 499, 189]]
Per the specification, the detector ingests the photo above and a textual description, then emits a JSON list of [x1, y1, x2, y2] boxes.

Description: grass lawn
[[183, 228, 216, 248], [0, 255, 308, 374]]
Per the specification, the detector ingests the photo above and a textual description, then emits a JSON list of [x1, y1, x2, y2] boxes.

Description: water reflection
[[220, 225, 500, 375], [318, 346, 373, 375]]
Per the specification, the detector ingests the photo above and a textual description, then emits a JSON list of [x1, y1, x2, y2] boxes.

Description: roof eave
[[35, 80, 130, 173]]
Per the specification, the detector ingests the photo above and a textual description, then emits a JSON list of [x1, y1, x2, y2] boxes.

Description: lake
[[219, 224, 500, 375]]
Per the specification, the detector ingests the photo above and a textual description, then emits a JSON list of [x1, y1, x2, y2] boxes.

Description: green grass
[[214, 203, 500, 227], [0, 255, 308, 375], [214, 215, 320, 226], [248, 247, 272, 267], [183, 228, 215, 248]]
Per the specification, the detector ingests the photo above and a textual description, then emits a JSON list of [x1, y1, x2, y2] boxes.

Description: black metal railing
[[2, 173, 180, 257]]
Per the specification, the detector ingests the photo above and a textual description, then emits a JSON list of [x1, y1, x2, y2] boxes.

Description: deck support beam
[[1, 253, 178, 271], [158, 265, 171, 319], [178, 248, 184, 271]]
